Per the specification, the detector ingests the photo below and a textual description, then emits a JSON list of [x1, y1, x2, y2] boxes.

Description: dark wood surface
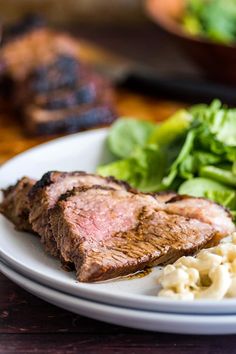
[[1, 23, 236, 353], [2, 271, 236, 354]]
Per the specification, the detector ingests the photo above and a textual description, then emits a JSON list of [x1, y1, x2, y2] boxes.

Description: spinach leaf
[[108, 118, 155, 158], [98, 144, 167, 192], [148, 109, 192, 146], [179, 177, 236, 214]]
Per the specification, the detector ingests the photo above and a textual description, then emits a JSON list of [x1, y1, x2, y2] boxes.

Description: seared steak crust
[[50, 185, 216, 282], [0, 177, 36, 231]]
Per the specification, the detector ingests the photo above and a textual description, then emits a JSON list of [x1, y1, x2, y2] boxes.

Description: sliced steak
[[32, 74, 112, 110], [0, 28, 80, 81], [28, 55, 80, 93], [164, 195, 235, 238], [0, 177, 36, 231], [33, 83, 98, 110], [28, 171, 132, 257], [0, 18, 116, 136], [24, 101, 116, 135], [50, 185, 216, 282]]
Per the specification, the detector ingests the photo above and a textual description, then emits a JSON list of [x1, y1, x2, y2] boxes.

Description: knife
[[94, 62, 236, 104]]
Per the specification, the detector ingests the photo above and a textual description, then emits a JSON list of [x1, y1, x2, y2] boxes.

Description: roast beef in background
[[0, 15, 116, 136]]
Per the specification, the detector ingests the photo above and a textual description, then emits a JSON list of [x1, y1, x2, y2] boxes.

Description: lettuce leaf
[[98, 144, 167, 192], [148, 109, 192, 146], [107, 118, 155, 158], [179, 177, 236, 216], [200, 165, 236, 187]]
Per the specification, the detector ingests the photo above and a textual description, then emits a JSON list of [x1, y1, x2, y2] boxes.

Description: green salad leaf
[[97, 100, 236, 219], [200, 165, 236, 187], [148, 109, 192, 146], [182, 0, 236, 44], [179, 177, 236, 211], [162, 129, 196, 188], [98, 144, 166, 192], [107, 118, 155, 158]]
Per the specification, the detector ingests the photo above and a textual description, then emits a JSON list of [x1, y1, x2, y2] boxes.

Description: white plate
[[1, 128, 236, 315], [2, 260, 236, 335]]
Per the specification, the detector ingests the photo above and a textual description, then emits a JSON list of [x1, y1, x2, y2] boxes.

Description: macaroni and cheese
[[157, 233, 236, 300]]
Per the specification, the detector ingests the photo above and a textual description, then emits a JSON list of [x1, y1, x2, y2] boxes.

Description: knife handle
[[121, 70, 236, 104]]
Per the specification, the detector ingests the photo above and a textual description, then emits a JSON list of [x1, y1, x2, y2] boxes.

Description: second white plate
[[2, 260, 236, 335]]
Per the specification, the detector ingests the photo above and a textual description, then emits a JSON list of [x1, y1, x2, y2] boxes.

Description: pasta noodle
[[157, 233, 236, 300]]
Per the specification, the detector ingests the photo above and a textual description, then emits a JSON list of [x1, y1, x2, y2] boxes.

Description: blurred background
[[0, 0, 197, 78], [0, 0, 145, 25]]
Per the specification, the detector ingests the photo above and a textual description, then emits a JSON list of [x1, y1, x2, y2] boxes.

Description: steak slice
[[32, 73, 113, 110], [50, 185, 216, 282], [24, 102, 116, 135], [0, 177, 36, 231], [164, 195, 235, 238], [28, 171, 132, 257], [33, 82, 98, 110], [0, 28, 80, 81]]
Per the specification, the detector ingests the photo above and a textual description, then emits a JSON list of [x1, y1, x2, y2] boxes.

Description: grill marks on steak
[[0, 177, 36, 231], [50, 186, 216, 282], [28, 171, 132, 257]]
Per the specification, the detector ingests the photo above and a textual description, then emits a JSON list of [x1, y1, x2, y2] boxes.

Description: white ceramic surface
[[1, 260, 236, 335], [1, 129, 236, 315]]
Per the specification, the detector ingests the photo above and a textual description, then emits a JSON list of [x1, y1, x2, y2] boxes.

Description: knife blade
[[94, 62, 236, 104]]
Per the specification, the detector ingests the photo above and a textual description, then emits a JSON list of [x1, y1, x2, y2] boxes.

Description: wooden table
[[1, 24, 236, 353]]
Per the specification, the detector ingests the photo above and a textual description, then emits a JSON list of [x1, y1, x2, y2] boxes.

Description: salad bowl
[[145, 0, 236, 84]]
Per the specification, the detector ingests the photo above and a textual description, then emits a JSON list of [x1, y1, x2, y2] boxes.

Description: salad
[[181, 0, 236, 44], [97, 100, 236, 219]]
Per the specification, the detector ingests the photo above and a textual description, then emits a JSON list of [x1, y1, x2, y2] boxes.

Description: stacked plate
[[1, 129, 236, 335]]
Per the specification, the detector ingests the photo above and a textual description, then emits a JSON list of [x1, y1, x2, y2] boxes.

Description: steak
[[24, 102, 115, 135], [0, 18, 116, 136], [50, 185, 216, 282], [164, 195, 235, 238], [28, 171, 132, 257], [32, 82, 99, 110], [0, 28, 80, 81], [0, 177, 36, 231]]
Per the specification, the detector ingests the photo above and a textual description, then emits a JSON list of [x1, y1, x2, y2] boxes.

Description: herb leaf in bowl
[[182, 0, 236, 44]]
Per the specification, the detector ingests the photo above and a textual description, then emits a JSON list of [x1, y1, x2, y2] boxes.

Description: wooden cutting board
[[0, 40, 183, 165]]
